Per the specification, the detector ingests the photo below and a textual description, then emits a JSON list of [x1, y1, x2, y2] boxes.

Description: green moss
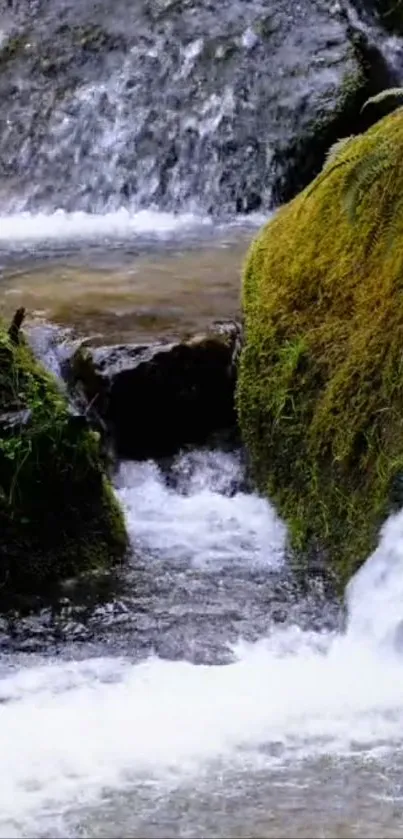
[[0, 34, 28, 69], [237, 108, 403, 588], [0, 325, 128, 594]]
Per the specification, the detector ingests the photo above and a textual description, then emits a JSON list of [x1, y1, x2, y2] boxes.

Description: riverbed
[[1, 215, 403, 837], [1, 443, 403, 838], [0, 212, 257, 343]]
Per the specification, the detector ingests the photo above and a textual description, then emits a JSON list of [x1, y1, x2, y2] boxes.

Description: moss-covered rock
[[0, 322, 128, 594], [237, 108, 403, 588]]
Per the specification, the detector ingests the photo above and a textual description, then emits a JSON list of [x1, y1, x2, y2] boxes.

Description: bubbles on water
[[3, 452, 403, 836], [167, 448, 246, 495], [0, 208, 265, 262], [345, 508, 403, 652], [180, 38, 204, 77], [3, 605, 403, 838], [0, 208, 212, 249], [240, 27, 259, 50], [116, 450, 286, 570]]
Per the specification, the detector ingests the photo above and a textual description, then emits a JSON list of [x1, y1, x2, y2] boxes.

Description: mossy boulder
[[0, 321, 128, 595], [237, 108, 403, 588]]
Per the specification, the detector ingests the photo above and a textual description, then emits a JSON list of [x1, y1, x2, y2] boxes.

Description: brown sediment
[[0, 240, 249, 345]]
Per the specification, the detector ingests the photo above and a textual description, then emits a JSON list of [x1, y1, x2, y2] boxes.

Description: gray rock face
[[349, 0, 403, 35], [0, 0, 400, 216], [65, 321, 242, 459]]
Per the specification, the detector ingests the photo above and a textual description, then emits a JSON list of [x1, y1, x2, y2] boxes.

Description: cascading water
[[0, 451, 403, 838], [0, 0, 390, 224], [0, 0, 401, 258], [3, 1, 403, 836]]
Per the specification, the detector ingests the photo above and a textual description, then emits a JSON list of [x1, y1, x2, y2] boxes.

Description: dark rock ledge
[[64, 320, 243, 460]]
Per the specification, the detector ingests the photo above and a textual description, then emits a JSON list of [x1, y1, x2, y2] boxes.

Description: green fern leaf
[[322, 136, 356, 171], [342, 144, 394, 221], [361, 87, 403, 113], [305, 137, 362, 203], [304, 158, 352, 203]]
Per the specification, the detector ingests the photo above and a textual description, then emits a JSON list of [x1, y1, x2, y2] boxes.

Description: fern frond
[[342, 143, 395, 221], [322, 136, 356, 171], [361, 87, 403, 113], [361, 167, 397, 256], [304, 157, 355, 203], [304, 137, 362, 203], [382, 181, 403, 253]]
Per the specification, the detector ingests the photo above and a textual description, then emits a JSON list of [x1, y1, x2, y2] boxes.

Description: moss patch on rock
[[0, 323, 128, 594], [237, 108, 403, 588]]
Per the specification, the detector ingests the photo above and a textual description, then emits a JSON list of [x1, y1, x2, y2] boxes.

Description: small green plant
[[322, 136, 356, 170], [361, 87, 403, 113], [310, 88, 403, 205], [0, 321, 128, 593], [305, 88, 403, 246]]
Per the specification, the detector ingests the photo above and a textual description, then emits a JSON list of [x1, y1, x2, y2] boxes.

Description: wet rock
[[0, 0, 400, 215], [8, 306, 26, 345], [65, 320, 242, 459], [0, 319, 128, 596], [388, 472, 403, 512], [271, 8, 401, 205], [350, 0, 403, 35]]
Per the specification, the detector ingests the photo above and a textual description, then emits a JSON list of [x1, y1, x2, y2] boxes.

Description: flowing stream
[[2, 0, 403, 835], [2, 450, 403, 837]]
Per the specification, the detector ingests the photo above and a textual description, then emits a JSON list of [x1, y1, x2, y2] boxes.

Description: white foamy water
[[345, 509, 403, 649], [0, 209, 265, 254], [2, 453, 403, 837], [116, 451, 286, 569], [0, 209, 212, 248]]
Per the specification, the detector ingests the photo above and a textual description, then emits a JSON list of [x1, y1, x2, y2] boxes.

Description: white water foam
[[0, 208, 212, 247], [345, 509, 403, 650], [2, 454, 403, 836], [0, 208, 265, 252], [116, 451, 286, 569]]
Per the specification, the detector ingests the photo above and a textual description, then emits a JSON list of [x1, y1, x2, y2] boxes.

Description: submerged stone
[[237, 108, 403, 586]]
